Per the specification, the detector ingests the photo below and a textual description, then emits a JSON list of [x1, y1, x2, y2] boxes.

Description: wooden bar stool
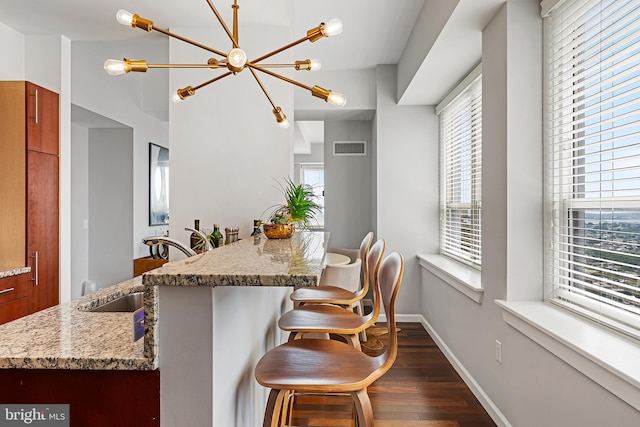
[[290, 232, 374, 313], [255, 252, 404, 427], [277, 239, 385, 350], [291, 239, 384, 313]]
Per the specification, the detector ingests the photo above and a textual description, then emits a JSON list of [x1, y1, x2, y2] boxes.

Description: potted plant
[[262, 178, 322, 239]]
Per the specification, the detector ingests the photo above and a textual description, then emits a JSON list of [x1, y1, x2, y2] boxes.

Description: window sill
[[417, 254, 483, 303], [496, 300, 640, 412]]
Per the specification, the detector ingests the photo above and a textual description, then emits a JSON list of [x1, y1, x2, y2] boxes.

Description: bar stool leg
[[263, 389, 288, 427], [352, 388, 374, 427]]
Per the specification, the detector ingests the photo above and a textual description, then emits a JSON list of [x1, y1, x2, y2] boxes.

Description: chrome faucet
[[142, 236, 197, 258], [184, 227, 213, 252]]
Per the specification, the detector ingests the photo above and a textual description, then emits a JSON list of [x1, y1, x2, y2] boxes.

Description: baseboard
[[377, 313, 511, 427]]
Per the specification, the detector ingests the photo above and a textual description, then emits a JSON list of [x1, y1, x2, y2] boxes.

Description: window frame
[[545, 0, 640, 338], [437, 64, 483, 269]]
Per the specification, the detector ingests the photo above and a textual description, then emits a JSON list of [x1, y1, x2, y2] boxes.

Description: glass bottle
[[211, 224, 224, 248], [250, 219, 262, 236], [190, 219, 201, 250]]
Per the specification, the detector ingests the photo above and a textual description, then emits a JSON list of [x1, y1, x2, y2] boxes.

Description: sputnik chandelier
[[104, 0, 347, 128]]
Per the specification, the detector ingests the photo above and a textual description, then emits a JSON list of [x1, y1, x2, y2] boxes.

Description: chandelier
[[104, 0, 347, 128]]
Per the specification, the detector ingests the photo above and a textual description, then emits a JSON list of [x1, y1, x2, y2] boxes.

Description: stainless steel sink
[[89, 292, 144, 312]]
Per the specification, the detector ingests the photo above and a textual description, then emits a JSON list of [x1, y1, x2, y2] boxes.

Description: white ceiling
[[0, 0, 425, 71], [0, 0, 511, 132]]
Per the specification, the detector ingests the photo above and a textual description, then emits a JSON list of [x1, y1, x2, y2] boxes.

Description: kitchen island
[[0, 231, 328, 427], [142, 230, 328, 427]]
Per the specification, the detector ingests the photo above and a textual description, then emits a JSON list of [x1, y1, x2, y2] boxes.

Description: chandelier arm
[[153, 27, 227, 57], [247, 64, 313, 92], [204, 0, 238, 48], [250, 35, 311, 64], [232, 0, 239, 45], [255, 64, 299, 69], [191, 71, 234, 91], [148, 63, 226, 69], [248, 68, 278, 110]]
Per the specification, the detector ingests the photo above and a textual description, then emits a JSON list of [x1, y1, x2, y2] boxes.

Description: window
[[300, 163, 325, 228], [436, 65, 482, 268], [546, 0, 640, 336]]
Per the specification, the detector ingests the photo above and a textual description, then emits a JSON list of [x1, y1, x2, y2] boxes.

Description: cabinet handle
[[31, 251, 39, 286], [0, 288, 15, 295], [34, 89, 39, 124]]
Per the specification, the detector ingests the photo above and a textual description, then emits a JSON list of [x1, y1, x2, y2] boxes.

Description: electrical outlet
[[495, 340, 502, 363]]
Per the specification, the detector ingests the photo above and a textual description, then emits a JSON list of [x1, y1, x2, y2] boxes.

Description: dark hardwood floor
[[288, 322, 496, 427]]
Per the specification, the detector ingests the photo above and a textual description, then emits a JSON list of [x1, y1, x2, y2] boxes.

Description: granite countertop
[[142, 231, 328, 288], [0, 276, 155, 370], [142, 231, 328, 363], [0, 231, 328, 371], [0, 266, 31, 279]]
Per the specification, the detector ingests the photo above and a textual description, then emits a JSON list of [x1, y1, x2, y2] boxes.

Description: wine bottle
[[211, 224, 224, 248], [190, 219, 201, 250]]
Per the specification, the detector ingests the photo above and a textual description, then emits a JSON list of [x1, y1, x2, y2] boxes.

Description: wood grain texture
[[0, 81, 26, 268], [26, 150, 59, 313], [0, 369, 159, 427], [133, 257, 168, 277], [257, 253, 403, 426], [26, 82, 59, 155], [0, 297, 30, 325], [288, 323, 497, 427]]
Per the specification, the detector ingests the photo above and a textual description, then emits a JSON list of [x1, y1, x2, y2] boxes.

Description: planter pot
[[263, 223, 295, 239]]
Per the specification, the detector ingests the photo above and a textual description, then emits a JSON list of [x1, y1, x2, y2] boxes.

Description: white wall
[[88, 128, 134, 289], [70, 124, 89, 299], [168, 25, 293, 245], [71, 40, 169, 259], [375, 64, 438, 315], [420, 3, 640, 426], [0, 22, 25, 80], [323, 120, 373, 250]]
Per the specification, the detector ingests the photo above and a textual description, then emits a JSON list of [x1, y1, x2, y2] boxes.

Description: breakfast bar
[[142, 230, 328, 427]]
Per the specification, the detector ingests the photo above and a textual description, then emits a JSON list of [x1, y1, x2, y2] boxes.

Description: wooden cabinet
[[27, 150, 59, 312], [0, 81, 60, 318], [26, 82, 59, 155], [0, 369, 160, 427], [0, 274, 30, 325]]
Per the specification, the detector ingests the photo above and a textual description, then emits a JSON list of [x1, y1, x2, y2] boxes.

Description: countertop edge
[[0, 266, 31, 279]]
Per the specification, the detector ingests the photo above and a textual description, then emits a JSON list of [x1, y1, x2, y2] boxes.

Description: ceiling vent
[[333, 141, 366, 156]]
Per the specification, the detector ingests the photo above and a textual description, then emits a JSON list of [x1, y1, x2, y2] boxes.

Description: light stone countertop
[[0, 231, 328, 370], [141, 231, 328, 363], [0, 266, 31, 279], [0, 276, 154, 370]]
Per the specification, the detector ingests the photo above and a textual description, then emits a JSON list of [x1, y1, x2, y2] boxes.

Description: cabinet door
[[0, 297, 29, 325], [26, 150, 59, 313], [26, 82, 59, 155]]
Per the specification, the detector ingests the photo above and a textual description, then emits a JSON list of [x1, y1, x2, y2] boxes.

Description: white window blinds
[[439, 71, 482, 268], [546, 0, 640, 336]]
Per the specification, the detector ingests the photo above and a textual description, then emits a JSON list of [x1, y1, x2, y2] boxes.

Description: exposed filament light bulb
[[323, 18, 343, 37], [116, 9, 134, 26], [327, 91, 346, 108], [103, 59, 127, 76], [309, 59, 321, 71]]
